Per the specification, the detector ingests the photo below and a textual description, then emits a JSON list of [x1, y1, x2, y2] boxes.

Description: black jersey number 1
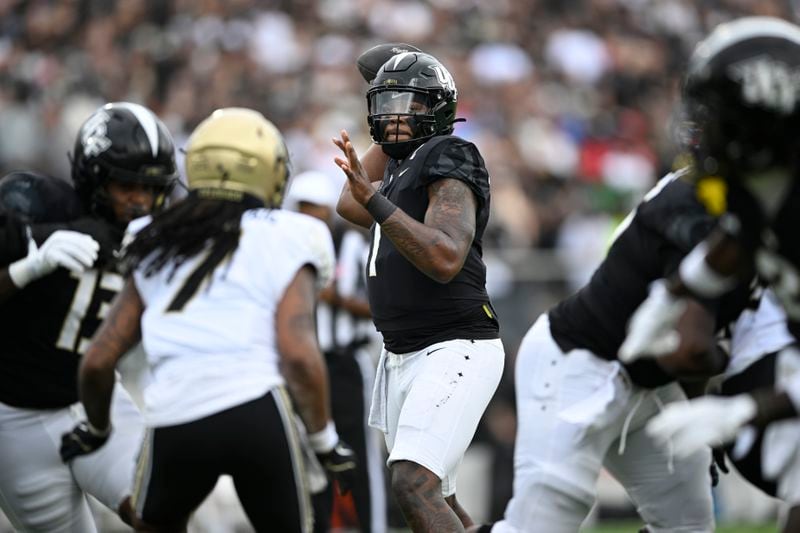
[[367, 225, 381, 277]]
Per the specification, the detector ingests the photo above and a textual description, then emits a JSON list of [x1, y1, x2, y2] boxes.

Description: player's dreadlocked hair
[[123, 192, 263, 310]]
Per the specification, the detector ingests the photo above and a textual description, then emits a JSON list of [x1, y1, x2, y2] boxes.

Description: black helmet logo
[[80, 110, 112, 158], [430, 64, 457, 98], [728, 56, 800, 115]]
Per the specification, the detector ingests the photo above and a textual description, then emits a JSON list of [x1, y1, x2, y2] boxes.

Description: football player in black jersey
[[620, 17, 800, 532], [0, 102, 177, 531], [487, 165, 738, 532], [622, 15, 800, 462], [335, 52, 505, 532]]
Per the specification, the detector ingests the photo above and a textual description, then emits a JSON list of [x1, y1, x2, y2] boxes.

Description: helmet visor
[[369, 90, 430, 116], [368, 89, 436, 144]]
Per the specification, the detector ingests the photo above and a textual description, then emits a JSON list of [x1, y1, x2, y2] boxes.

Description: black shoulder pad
[[419, 136, 490, 205], [0, 171, 82, 224]]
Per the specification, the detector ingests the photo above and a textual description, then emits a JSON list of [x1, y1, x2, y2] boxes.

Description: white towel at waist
[[368, 347, 389, 433]]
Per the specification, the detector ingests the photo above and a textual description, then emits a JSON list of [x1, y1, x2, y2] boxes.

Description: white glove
[[8, 230, 100, 288], [619, 279, 686, 363], [646, 395, 757, 458]]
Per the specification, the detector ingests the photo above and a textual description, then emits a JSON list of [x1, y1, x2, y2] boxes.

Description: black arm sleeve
[[0, 214, 30, 267]]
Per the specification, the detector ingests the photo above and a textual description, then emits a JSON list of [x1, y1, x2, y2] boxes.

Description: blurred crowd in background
[[1, 0, 796, 528]]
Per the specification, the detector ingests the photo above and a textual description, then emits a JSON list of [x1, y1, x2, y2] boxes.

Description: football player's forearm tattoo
[[379, 178, 476, 283], [394, 465, 464, 532], [80, 281, 143, 430]]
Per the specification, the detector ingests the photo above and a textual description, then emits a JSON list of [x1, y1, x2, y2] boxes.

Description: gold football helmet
[[185, 107, 290, 207]]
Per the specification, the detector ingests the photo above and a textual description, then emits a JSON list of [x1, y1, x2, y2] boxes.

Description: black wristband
[[366, 193, 397, 224]]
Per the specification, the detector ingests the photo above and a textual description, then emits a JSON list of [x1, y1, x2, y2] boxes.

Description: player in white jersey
[[646, 289, 800, 532], [59, 108, 358, 532]]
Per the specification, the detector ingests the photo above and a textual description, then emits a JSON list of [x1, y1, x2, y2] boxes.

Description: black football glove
[[356, 43, 422, 83], [60, 422, 111, 462], [316, 440, 358, 495]]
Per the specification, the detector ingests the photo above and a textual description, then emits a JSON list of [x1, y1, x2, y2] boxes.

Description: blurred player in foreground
[[621, 17, 800, 532]]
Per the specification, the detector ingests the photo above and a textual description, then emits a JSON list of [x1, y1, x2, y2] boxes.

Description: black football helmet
[[71, 102, 178, 223], [0, 170, 82, 224], [684, 17, 800, 180], [367, 52, 459, 159]]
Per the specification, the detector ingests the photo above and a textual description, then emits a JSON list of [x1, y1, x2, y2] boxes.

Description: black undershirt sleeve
[[0, 213, 29, 267]]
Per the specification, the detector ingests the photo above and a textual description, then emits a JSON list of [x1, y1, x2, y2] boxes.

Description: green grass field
[[587, 523, 776, 533]]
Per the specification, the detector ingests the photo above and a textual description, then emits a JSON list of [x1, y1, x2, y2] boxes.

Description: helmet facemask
[[368, 89, 439, 159], [71, 154, 177, 228]]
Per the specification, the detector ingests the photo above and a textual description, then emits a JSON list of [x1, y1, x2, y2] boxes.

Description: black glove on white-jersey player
[[59, 422, 111, 462], [317, 440, 358, 495], [308, 422, 359, 494]]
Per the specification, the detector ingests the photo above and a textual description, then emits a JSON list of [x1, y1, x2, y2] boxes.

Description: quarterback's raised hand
[[619, 279, 687, 363], [60, 422, 112, 462], [334, 129, 376, 206], [646, 395, 756, 458], [8, 230, 99, 288]]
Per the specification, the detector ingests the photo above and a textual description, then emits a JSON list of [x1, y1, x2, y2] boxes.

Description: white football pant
[[493, 315, 714, 533]]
